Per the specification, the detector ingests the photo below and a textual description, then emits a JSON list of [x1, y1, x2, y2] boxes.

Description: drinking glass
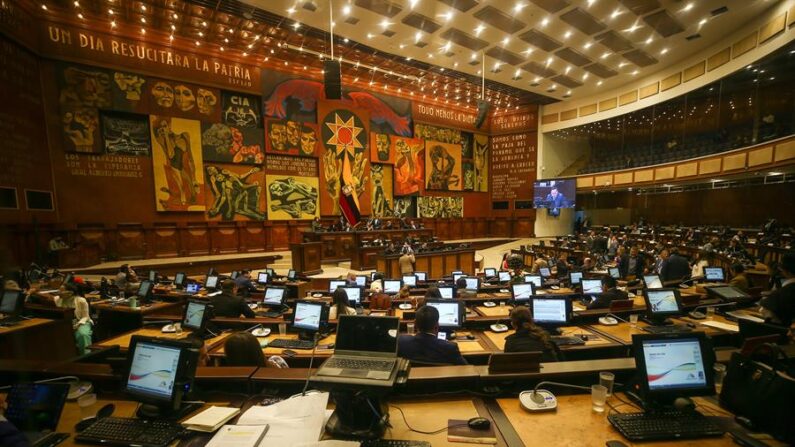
[[591, 385, 608, 413]]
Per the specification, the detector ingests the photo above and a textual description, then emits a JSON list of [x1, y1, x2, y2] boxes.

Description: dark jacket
[[587, 287, 629, 310], [234, 276, 258, 297], [397, 332, 467, 365], [660, 254, 690, 283], [556, 260, 570, 278], [619, 254, 645, 278], [760, 282, 795, 326], [211, 292, 255, 318], [504, 327, 559, 362]]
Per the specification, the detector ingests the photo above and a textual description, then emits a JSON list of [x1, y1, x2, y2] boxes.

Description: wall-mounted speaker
[[475, 99, 490, 129], [324, 60, 342, 100]]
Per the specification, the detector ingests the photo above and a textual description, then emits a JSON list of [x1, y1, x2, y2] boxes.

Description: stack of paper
[[237, 392, 331, 446], [206, 425, 269, 447], [182, 406, 240, 432]]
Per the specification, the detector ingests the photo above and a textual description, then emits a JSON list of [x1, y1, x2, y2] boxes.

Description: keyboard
[[644, 324, 693, 334], [75, 417, 186, 447], [268, 338, 316, 349], [261, 310, 284, 318], [608, 410, 725, 442], [0, 316, 24, 325], [324, 357, 395, 371], [361, 440, 431, 447], [551, 335, 586, 346]]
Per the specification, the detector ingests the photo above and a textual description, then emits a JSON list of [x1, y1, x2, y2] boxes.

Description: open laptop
[[316, 315, 400, 381], [4, 383, 70, 446]]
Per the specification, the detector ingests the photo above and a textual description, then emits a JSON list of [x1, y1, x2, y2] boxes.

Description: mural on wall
[[414, 123, 462, 145], [463, 162, 474, 191], [150, 116, 206, 211], [100, 111, 150, 155], [473, 134, 489, 192], [222, 92, 261, 128], [417, 196, 464, 218], [265, 174, 319, 220], [58, 64, 111, 154], [393, 196, 417, 218], [370, 164, 394, 218], [201, 123, 264, 164], [393, 136, 424, 196], [62, 109, 101, 154], [111, 71, 148, 113], [318, 101, 371, 216], [425, 141, 462, 191], [149, 79, 220, 121], [370, 133, 393, 164], [265, 119, 319, 156], [461, 132, 474, 159], [205, 164, 265, 220]]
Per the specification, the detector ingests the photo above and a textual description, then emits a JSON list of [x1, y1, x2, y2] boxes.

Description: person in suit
[[503, 306, 559, 362], [211, 279, 255, 318], [234, 269, 258, 297], [397, 305, 467, 365], [660, 248, 691, 283], [618, 246, 645, 279], [455, 277, 477, 298], [555, 253, 571, 278], [545, 186, 567, 209], [729, 263, 751, 292], [760, 253, 795, 326], [399, 247, 415, 275], [587, 276, 629, 310]]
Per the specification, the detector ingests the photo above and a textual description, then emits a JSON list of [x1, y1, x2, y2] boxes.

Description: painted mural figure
[[394, 138, 422, 195], [113, 73, 145, 101], [206, 166, 264, 220], [474, 137, 489, 191], [154, 119, 198, 207], [371, 165, 392, 217], [427, 144, 458, 190], [268, 177, 319, 219], [300, 125, 317, 156], [196, 89, 218, 115]]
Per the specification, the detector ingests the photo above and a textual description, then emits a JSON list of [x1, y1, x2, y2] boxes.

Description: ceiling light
[[77, 12, 83, 19], [565, 66, 571, 74], [645, 37, 653, 45], [168, 34, 174, 40], [597, 80, 603, 86], [287, 7, 295, 14], [660, 48, 668, 55], [699, 18, 707, 25], [471, 52, 477, 60], [683, 3, 693, 12], [582, 73, 589, 80], [140, 17, 146, 23], [201, 21, 207, 27], [293, 22, 301, 29], [587, 0, 596, 5], [140, 4, 146, 11], [631, 70, 639, 75], [610, 9, 622, 19], [108, 8, 114, 14], [140, 28, 145, 34], [367, 33, 373, 39], [110, 20, 116, 27], [513, 2, 526, 13], [172, 13, 178, 19], [584, 42, 592, 49], [618, 62, 626, 68], [564, 31, 572, 39], [415, 31, 422, 42], [546, 56, 553, 66], [769, 172, 783, 176], [541, 17, 549, 27], [502, 37, 510, 45], [380, 19, 390, 27], [601, 52, 610, 59], [442, 11, 453, 22], [342, 5, 351, 15]]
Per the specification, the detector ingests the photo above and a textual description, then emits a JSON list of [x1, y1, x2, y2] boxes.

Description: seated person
[[397, 285, 411, 301], [729, 263, 750, 292], [369, 291, 392, 312], [580, 257, 594, 272], [370, 272, 384, 294], [660, 248, 690, 283], [504, 306, 559, 362], [234, 269, 258, 297], [329, 288, 357, 320], [555, 254, 570, 278], [54, 285, 94, 355], [455, 277, 477, 299], [345, 272, 358, 286], [760, 253, 795, 326], [211, 280, 255, 318], [531, 257, 549, 274], [224, 331, 287, 368], [587, 276, 629, 310], [114, 263, 139, 293], [397, 305, 467, 365]]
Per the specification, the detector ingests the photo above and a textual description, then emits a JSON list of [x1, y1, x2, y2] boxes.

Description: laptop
[[4, 383, 69, 446], [316, 315, 400, 381]]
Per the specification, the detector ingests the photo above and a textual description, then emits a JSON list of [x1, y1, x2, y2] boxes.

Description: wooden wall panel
[[449, 220, 463, 240], [116, 225, 146, 260], [759, 13, 786, 43], [183, 225, 211, 256], [560, 109, 578, 121], [634, 169, 654, 182], [542, 113, 559, 124], [661, 73, 681, 91], [151, 224, 179, 258], [475, 220, 488, 238], [775, 139, 795, 161], [654, 167, 675, 180], [594, 174, 613, 186], [733, 32, 758, 58], [270, 226, 290, 250], [579, 104, 598, 116], [619, 90, 638, 106], [698, 159, 722, 175], [707, 48, 731, 71], [491, 219, 510, 237], [513, 219, 534, 237], [748, 146, 774, 166], [613, 172, 633, 185], [577, 177, 594, 188], [723, 153, 746, 171], [599, 98, 617, 112], [242, 224, 266, 252], [676, 162, 698, 178], [683, 62, 706, 82], [211, 224, 239, 254], [639, 83, 659, 99]]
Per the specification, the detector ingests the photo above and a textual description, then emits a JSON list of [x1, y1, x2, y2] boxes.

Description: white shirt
[[55, 295, 93, 328]]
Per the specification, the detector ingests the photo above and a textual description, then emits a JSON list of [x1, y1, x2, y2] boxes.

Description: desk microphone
[[679, 276, 704, 287], [688, 301, 737, 320], [604, 313, 651, 333], [520, 381, 591, 412], [302, 332, 322, 396]]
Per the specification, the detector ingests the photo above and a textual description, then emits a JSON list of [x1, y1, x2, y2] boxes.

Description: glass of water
[[591, 385, 608, 413]]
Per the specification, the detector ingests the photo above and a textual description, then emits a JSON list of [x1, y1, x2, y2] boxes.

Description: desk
[[483, 326, 617, 353], [305, 228, 434, 268], [0, 318, 76, 361], [378, 247, 476, 279], [93, 300, 183, 338], [589, 317, 738, 346], [95, 327, 230, 353]]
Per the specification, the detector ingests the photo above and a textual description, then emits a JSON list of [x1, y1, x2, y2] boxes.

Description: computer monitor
[[539, 267, 551, 278], [511, 283, 535, 303], [174, 272, 186, 288], [498, 271, 512, 283], [265, 268, 275, 277], [581, 278, 603, 294], [705, 285, 750, 302], [292, 300, 329, 335], [643, 274, 663, 289], [524, 275, 543, 288], [62, 273, 74, 286], [383, 279, 402, 294], [287, 269, 297, 280], [0, 290, 24, 315], [136, 280, 154, 300], [182, 299, 209, 332], [632, 332, 716, 404], [371, 271, 385, 281], [438, 286, 455, 299], [452, 273, 465, 283], [204, 275, 219, 290], [125, 336, 200, 419], [484, 268, 497, 278], [531, 297, 571, 326], [402, 275, 417, 287], [329, 280, 347, 292], [609, 267, 621, 279], [148, 270, 157, 282], [185, 283, 200, 294], [230, 271, 239, 280], [425, 300, 464, 330], [644, 288, 683, 325], [354, 275, 368, 287], [463, 276, 480, 291], [263, 286, 287, 307], [206, 268, 216, 278], [414, 271, 427, 282], [342, 286, 362, 305], [569, 271, 583, 285], [703, 267, 725, 282], [451, 270, 464, 276], [257, 272, 269, 285]]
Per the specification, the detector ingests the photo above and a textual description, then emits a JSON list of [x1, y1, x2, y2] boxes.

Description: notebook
[[182, 406, 240, 432], [316, 315, 399, 381]]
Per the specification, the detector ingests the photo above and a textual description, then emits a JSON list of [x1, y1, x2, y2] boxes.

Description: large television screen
[[533, 179, 575, 213]]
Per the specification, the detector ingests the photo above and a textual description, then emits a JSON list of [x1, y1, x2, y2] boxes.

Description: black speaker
[[324, 60, 342, 100], [475, 99, 490, 129]]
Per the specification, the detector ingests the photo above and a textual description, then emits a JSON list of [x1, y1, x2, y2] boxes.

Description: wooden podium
[[290, 242, 323, 276]]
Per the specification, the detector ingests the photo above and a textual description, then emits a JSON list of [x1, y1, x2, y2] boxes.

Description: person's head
[[398, 285, 410, 299], [780, 253, 795, 278], [731, 263, 745, 275], [119, 264, 129, 274], [373, 272, 385, 282], [558, 253, 567, 262], [550, 187, 559, 198], [425, 286, 441, 299], [221, 279, 236, 294], [415, 305, 439, 334], [332, 287, 350, 308], [346, 272, 357, 282], [583, 258, 593, 267], [241, 269, 251, 279], [629, 247, 638, 257], [224, 332, 266, 366], [601, 275, 617, 290], [509, 305, 533, 331], [455, 277, 467, 290], [659, 248, 669, 260]]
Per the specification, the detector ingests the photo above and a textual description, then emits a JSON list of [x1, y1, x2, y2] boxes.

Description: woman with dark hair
[[329, 288, 356, 320], [224, 332, 266, 366], [504, 306, 559, 362]]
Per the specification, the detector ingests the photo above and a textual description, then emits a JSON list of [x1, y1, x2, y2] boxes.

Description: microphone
[[520, 380, 592, 412], [679, 276, 704, 287], [302, 332, 323, 396], [605, 313, 652, 333], [688, 301, 737, 319]]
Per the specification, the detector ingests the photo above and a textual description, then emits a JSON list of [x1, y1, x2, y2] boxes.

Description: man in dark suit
[[234, 269, 258, 297], [618, 246, 645, 279], [659, 248, 691, 284], [587, 276, 629, 309], [545, 187, 567, 209], [760, 253, 795, 326], [211, 279, 255, 318], [398, 305, 467, 365]]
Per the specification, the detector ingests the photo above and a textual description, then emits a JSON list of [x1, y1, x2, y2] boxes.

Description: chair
[[369, 292, 392, 313], [608, 299, 634, 312]]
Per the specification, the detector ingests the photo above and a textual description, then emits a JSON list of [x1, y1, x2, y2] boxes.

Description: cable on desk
[[389, 405, 470, 435]]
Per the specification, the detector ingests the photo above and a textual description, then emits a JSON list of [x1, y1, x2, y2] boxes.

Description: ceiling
[[240, 0, 779, 103]]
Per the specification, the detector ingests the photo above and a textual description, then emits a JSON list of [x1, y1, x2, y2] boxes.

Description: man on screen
[[545, 186, 568, 210]]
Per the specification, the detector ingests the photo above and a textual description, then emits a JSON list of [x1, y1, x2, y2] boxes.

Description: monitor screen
[[137, 280, 153, 297], [148, 270, 157, 282], [5, 383, 68, 432], [639, 336, 709, 393], [265, 268, 275, 277], [498, 271, 512, 283], [451, 271, 464, 276], [402, 275, 417, 287], [524, 275, 542, 287], [0, 291, 20, 313], [329, 280, 346, 292], [426, 301, 462, 329], [539, 267, 551, 278], [186, 283, 200, 294], [293, 301, 324, 331], [287, 269, 297, 280], [511, 283, 534, 302], [533, 179, 575, 209], [355, 276, 367, 287], [383, 280, 402, 294], [703, 267, 725, 282], [609, 267, 621, 279], [643, 274, 663, 289], [532, 298, 569, 325], [182, 300, 207, 330], [464, 277, 480, 291], [342, 287, 362, 304], [174, 272, 186, 286], [230, 271, 239, 280], [453, 273, 465, 283], [569, 271, 583, 285], [257, 272, 269, 285], [438, 286, 455, 299], [263, 287, 286, 306], [581, 279, 603, 294], [707, 285, 749, 301], [645, 289, 681, 315], [415, 272, 427, 282], [126, 341, 181, 400], [205, 275, 219, 289], [484, 268, 497, 278], [335, 316, 399, 354], [371, 272, 384, 281]]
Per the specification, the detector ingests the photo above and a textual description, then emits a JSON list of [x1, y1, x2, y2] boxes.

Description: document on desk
[[237, 392, 330, 446], [725, 311, 764, 323], [700, 320, 740, 332], [206, 425, 268, 447]]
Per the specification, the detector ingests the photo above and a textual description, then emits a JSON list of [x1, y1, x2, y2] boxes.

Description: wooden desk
[[385, 397, 501, 446], [93, 300, 183, 338], [305, 228, 434, 269], [95, 327, 230, 353], [0, 318, 77, 361], [589, 317, 737, 346], [483, 326, 617, 353], [377, 247, 476, 279]]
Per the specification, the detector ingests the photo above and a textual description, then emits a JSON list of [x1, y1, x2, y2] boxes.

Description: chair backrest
[[608, 299, 634, 311], [369, 292, 392, 311]]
